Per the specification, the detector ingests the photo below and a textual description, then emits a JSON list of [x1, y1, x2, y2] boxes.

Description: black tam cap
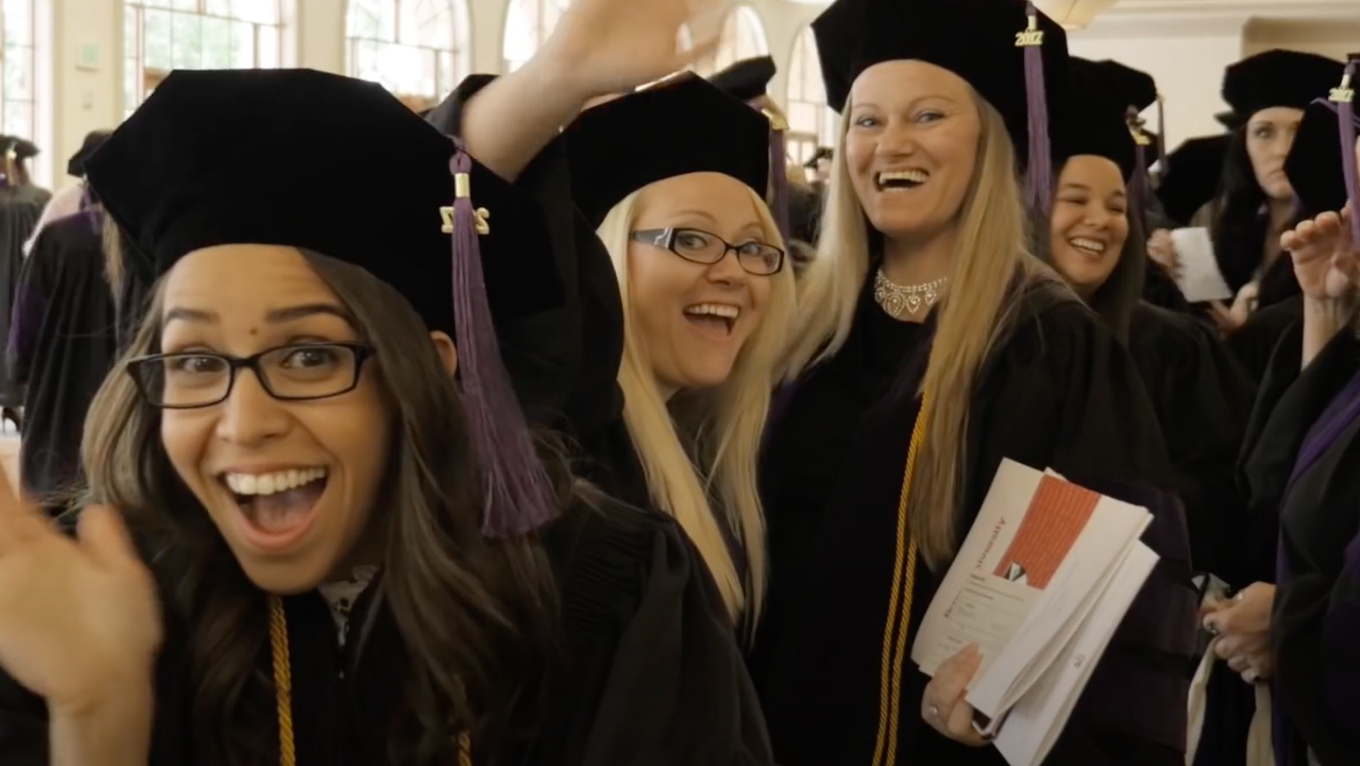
[[1286, 99, 1356, 217], [812, 0, 1067, 158], [1222, 50, 1343, 118], [86, 68, 561, 538], [2, 136, 39, 160], [1155, 135, 1230, 226], [1058, 89, 1137, 181], [709, 56, 777, 103], [85, 69, 557, 335], [1084, 59, 1157, 112], [67, 130, 111, 178], [564, 72, 771, 229]]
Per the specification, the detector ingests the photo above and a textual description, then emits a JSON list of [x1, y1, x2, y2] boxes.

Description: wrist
[[49, 663, 155, 721], [49, 682, 154, 766], [519, 48, 597, 105], [1304, 294, 1356, 323]]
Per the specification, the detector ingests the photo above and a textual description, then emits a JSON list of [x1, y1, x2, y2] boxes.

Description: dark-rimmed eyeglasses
[[631, 227, 785, 276], [126, 342, 375, 409]]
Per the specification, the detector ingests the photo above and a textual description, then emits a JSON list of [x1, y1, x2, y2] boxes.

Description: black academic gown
[[6, 213, 118, 503], [1127, 302, 1257, 577], [1229, 295, 1304, 385], [0, 185, 50, 409], [1237, 318, 1360, 766], [0, 497, 774, 765], [752, 275, 1198, 766]]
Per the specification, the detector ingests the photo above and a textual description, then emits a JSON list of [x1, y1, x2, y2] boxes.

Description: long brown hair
[[79, 250, 563, 766], [786, 91, 1064, 568]]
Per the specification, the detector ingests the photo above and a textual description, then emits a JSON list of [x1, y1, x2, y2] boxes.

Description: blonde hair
[[597, 184, 796, 622], [785, 91, 1058, 568]]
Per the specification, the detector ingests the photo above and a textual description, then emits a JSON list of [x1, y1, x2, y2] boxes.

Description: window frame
[[123, 0, 285, 118], [344, 0, 470, 112]]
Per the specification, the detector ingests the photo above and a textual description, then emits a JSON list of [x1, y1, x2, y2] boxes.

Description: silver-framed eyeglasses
[[631, 227, 785, 276], [126, 342, 375, 409]]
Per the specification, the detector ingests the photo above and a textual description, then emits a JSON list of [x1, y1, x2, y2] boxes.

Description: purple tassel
[[769, 127, 790, 242], [1337, 58, 1360, 244], [447, 142, 558, 538], [1021, 2, 1053, 217]]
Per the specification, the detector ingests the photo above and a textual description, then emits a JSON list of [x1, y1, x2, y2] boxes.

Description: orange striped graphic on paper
[[991, 475, 1099, 589]]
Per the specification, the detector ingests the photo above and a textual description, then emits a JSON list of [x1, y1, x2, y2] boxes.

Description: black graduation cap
[[709, 56, 776, 103], [563, 72, 771, 229], [67, 130, 111, 178], [1057, 88, 1136, 181], [811, 0, 1068, 164], [2, 136, 39, 160], [1154, 135, 1230, 226], [1215, 110, 1245, 130], [85, 68, 560, 538], [1085, 59, 1157, 112], [1222, 49, 1343, 118], [1285, 99, 1356, 217]]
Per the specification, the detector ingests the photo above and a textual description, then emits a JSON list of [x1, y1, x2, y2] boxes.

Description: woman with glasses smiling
[[0, 9, 779, 764], [435, 68, 796, 631]]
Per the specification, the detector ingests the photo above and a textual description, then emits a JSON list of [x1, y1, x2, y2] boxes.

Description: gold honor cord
[[869, 390, 929, 766], [268, 595, 473, 766]]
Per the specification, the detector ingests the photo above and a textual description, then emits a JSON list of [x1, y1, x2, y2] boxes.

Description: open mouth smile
[[220, 467, 329, 552], [876, 169, 929, 192], [1069, 237, 1108, 257], [683, 302, 741, 339]]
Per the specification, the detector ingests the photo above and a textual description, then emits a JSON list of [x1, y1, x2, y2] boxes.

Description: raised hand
[[539, 0, 732, 99], [0, 476, 161, 717], [1284, 207, 1359, 303]]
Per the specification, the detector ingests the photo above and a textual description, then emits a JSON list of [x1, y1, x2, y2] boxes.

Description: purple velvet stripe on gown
[[1274, 365, 1360, 765], [6, 281, 46, 365]]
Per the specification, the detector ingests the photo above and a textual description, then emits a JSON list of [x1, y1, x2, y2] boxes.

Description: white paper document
[[1169, 227, 1232, 303], [910, 459, 1160, 766]]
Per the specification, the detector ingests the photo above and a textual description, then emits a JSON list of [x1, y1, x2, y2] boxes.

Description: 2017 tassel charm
[[1019, 2, 1053, 218], [1335, 59, 1359, 245]]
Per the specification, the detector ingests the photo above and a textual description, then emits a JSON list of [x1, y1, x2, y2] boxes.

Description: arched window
[[0, 0, 37, 142], [786, 25, 836, 166], [124, 0, 283, 117], [694, 5, 767, 77], [502, 0, 570, 74], [347, 0, 470, 113]]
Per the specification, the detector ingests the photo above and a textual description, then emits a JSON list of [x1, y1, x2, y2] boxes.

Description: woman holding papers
[[749, 1, 1196, 765], [1042, 63, 1258, 579], [1233, 63, 1360, 766]]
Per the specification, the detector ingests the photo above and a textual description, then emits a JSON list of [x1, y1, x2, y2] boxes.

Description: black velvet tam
[[2, 136, 38, 160], [1222, 49, 1344, 119], [709, 55, 776, 103], [1085, 59, 1157, 112], [811, 0, 1068, 164], [1059, 98, 1137, 181], [1286, 98, 1359, 217], [563, 72, 770, 229], [67, 130, 111, 178], [84, 68, 559, 335], [1155, 134, 1231, 226]]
